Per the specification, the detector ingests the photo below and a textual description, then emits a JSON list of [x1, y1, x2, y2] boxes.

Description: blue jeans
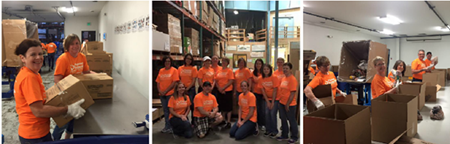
[[48, 53, 55, 69], [279, 103, 298, 141], [52, 120, 74, 140], [412, 78, 422, 82], [19, 132, 53, 144], [161, 95, 172, 130], [254, 93, 266, 127], [229, 120, 256, 140], [169, 117, 193, 138], [265, 100, 279, 134]]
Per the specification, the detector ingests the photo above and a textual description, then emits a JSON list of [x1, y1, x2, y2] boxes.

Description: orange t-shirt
[[424, 59, 435, 70], [156, 67, 180, 96], [388, 71, 395, 83], [212, 65, 222, 74], [15, 67, 50, 139], [235, 68, 253, 92], [193, 92, 218, 118], [258, 75, 280, 100], [278, 75, 298, 106], [371, 74, 394, 99], [239, 92, 257, 123], [215, 68, 234, 92], [41, 43, 47, 50], [54, 52, 90, 77], [46, 43, 57, 53], [178, 65, 198, 87], [307, 71, 338, 99], [198, 67, 215, 84], [309, 67, 315, 75], [412, 58, 427, 80], [168, 96, 191, 119], [273, 69, 285, 100]]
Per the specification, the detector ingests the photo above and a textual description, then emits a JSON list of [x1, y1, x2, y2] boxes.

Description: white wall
[[64, 16, 99, 39], [98, 1, 149, 99], [399, 37, 450, 69]]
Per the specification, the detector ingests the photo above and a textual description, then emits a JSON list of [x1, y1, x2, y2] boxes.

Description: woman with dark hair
[[229, 81, 257, 140], [388, 60, 406, 83], [168, 82, 193, 139], [14, 39, 85, 144], [277, 63, 299, 144], [157, 56, 180, 133], [214, 57, 234, 128], [252, 59, 265, 131], [234, 58, 253, 100], [178, 54, 198, 120], [259, 64, 279, 138]]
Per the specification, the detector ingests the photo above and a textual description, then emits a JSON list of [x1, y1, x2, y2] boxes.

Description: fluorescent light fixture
[[378, 15, 403, 25], [436, 26, 450, 32], [233, 10, 238, 15], [60, 7, 78, 13], [380, 29, 394, 35]]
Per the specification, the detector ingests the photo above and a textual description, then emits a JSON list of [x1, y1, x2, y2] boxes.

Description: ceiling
[[2, 1, 107, 22], [303, 1, 450, 38]]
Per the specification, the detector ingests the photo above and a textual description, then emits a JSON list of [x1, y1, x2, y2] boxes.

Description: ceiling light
[[378, 15, 403, 25], [380, 29, 394, 35], [60, 7, 78, 13], [233, 10, 238, 15], [436, 26, 450, 32]]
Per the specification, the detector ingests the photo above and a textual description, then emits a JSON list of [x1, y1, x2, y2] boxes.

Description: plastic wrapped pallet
[[2, 20, 27, 67]]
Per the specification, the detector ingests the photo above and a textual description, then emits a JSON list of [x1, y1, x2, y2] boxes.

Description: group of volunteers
[[14, 34, 96, 143], [156, 54, 299, 143], [305, 50, 438, 113]]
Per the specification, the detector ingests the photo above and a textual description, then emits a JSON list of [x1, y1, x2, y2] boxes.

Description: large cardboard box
[[306, 85, 335, 113], [432, 69, 446, 87], [85, 41, 104, 53], [2, 20, 27, 67], [304, 104, 371, 144], [372, 94, 418, 143], [337, 40, 388, 83], [425, 85, 440, 102], [398, 82, 426, 110], [335, 94, 357, 105], [45, 75, 95, 128], [74, 73, 114, 99], [404, 66, 413, 77], [422, 72, 440, 86], [184, 28, 199, 55], [152, 30, 170, 52], [153, 13, 182, 54], [200, 1, 210, 23], [86, 53, 113, 76]]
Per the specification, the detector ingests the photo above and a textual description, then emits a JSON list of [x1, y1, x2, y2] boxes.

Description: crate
[[227, 29, 245, 42]]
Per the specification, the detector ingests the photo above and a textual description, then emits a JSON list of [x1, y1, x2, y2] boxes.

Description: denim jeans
[[19, 132, 53, 144], [265, 100, 279, 134], [279, 103, 299, 141], [412, 78, 422, 82], [229, 120, 256, 140], [161, 95, 172, 130], [48, 53, 55, 69], [52, 119, 74, 140], [169, 117, 193, 138], [254, 93, 266, 127]]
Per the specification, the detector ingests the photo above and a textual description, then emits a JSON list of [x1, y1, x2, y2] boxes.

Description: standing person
[[211, 55, 222, 97], [277, 63, 299, 144], [424, 52, 437, 70], [411, 49, 431, 82], [178, 54, 198, 120], [388, 60, 406, 83], [156, 56, 180, 133], [304, 56, 346, 109], [53, 34, 95, 140], [214, 57, 234, 128], [371, 56, 397, 99], [252, 59, 265, 131], [193, 82, 224, 138], [230, 81, 257, 140], [46, 41, 57, 70], [197, 56, 215, 93], [273, 58, 285, 130], [14, 39, 86, 144], [234, 58, 253, 100], [259, 64, 279, 138], [40, 43, 47, 67], [168, 82, 193, 139]]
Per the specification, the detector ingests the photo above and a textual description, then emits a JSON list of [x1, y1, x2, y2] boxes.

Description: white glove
[[66, 99, 86, 119], [313, 99, 325, 109]]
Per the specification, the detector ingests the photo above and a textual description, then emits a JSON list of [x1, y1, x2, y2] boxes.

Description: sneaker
[[277, 137, 289, 141], [261, 126, 266, 131], [253, 129, 259, 136], [269, 133, 277, 139], [263, 132, 270, 137], [225, 122, 231, 129], [288, 139, 298, 144], [161, 128, 172, 133]]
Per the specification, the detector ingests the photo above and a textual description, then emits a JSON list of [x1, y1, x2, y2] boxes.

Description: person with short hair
[[411, 49, 431, 82], [229, 81, 257, 140], [214, 57, 234, 128], [45, 42, 57, 70], [371, 56, 397, 99], [424, 51, 437, 70], [277, 63, 299, 144], [193, 82, 224, 138], [156, 56, 180, 133], [198, 56, 215, 93], [168, 82, 193, 139]]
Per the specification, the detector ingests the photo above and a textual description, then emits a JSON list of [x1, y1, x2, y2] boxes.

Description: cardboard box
[[433, 69, 446, 87], [372, 94, 418, 143], [86, 53, 113, 76], [152, 30, 170, 52], [404, 66, 413, 77], [335, 94, 357, 105], [337, 40, 388, 83], [153, 13, 182, 54], [2, 20, 27, 67], [330, 65, 339, 72], [304, 104, 371, 144], [74, 73, 114, 99], [45, 75, 95, 128], [398, 82, 426, 110], [306, 85, 335, 113], [184, 28, 199, 55], [423, 72, 440, 86], [425, 85, 440, 102], [200, 1, 210, 23], [85, 41, 104, 53]]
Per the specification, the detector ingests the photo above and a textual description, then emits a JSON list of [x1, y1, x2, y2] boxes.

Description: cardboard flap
[[74, 73, 113, 81], [436, 84, 441, 91], [312, 85, 333, 98], [388, 130, 408, 144]]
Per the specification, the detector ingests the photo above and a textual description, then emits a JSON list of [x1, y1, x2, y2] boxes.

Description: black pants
[[412, 78, 422, 82], [169, 117, 194, 138], [48, 53, 55, 70], [19, 132, 53, 144]]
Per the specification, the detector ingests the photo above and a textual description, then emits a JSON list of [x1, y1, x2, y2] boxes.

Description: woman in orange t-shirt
[[156, 56, 180, 133], [252, 58, 265, 131], [197, 56, 215, 93], [277, 63, 299, 143], [168, 82, 193, 138], [388, 60, 406, 83], [53, 34, 95, 140], [234, 58, 253, 99], [178, 54, 198, 120], [259, 64, 280, 137], [230, 81, 258, 140], [371, 56, 397, 99], [15, 39, 85, 143], [214, 57, 234, 128]]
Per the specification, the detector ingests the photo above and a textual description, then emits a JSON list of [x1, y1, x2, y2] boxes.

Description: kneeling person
[[230, 81, 257, 140], [168, 82, 193, 138], [193, 82, 224, 138]]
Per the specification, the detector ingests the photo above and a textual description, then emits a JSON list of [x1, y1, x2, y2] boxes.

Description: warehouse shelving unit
[[226, 29, 245, 42]]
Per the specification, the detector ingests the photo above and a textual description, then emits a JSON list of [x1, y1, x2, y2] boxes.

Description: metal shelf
[[206, 1, 226, 23]]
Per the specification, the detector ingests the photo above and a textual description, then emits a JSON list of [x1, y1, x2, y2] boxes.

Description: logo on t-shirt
[[205, 71, 214, 77], [176, 100, 188, 108], [277, 75, 285, 80], [70, 62, 84, 74], [241, 98, 248, 105], [281, 81, 289, 87], [159, 74, 172, 79], [236, 73, 244, 78], [203, 100, 213, 107], [218, 72, 228, 77], [262, 81, 273, 87], [325, 79, 337, 85], [180, 69, 192, 76]]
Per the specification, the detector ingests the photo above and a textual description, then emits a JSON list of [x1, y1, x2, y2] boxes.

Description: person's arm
[[54, 75, 63, 84], [169, 107, 183, 118], [163, 81, 177, 95], [197, 107, 211, 116], [29, 101, 68, 118], [261, 87, 270, 104], [412, 69, 425, 74], [304, 86, 317, 101], [248, 78, 253, 91], [184, 106, 191, 117], [285, 91, 296, 107], [238, 106, 242, 121], [223, 80, 234, 91], [242, 107, 255, 123], [187, 77, 196, 90], [385, 87, 397, 94], [157, 83, 163, 96], [211, 107, 219, 115], [272, 89, 277, 104], [198, 78, 203, 89]]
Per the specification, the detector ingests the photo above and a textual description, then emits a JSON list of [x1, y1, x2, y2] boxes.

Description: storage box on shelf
[[153, 13, 182, 54], [184, 28, 200, 56], [256, 29, 267, 41]]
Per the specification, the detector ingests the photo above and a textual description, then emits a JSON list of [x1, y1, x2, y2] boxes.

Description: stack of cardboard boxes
[[184, 28, 199, 56], [2, 20, 32, 67], [83, 41, 113, 76], [153, 13, 182, 54]]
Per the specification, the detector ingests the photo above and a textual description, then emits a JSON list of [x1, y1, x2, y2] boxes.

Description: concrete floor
[[152, 111, 300, 144]]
